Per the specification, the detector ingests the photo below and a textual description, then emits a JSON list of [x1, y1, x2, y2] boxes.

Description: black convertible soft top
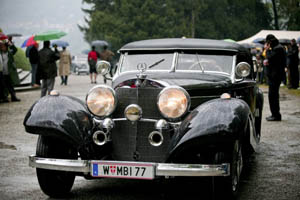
[[119, 38, 247, 52]]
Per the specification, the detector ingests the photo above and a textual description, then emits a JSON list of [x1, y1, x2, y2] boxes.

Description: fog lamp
[[124, 104, 142, 122]]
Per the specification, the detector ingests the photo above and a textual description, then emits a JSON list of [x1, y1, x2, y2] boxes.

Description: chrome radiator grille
[[111, 88, 171, 162]]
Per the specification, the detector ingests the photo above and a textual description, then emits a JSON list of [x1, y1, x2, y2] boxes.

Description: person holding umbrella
[[29, 42, 40, 87], [38, 41, 60, 97], [88, 45, 99, 84], [58, 46, 71, 85], [0, 39, 20, 102]]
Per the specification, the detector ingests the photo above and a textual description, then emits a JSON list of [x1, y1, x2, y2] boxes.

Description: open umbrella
[[34, 30, 67, 41], [278, 38, 291, 45], [0, 33, 8, 40], [51, 40, 69, 47], [7, 33, 22, 37], [240, 43, 255, 49], [252, 37, 265, 44], [223, 39, 236, 43], [21, 36, 37, 48], [91, 40, 109, 47]]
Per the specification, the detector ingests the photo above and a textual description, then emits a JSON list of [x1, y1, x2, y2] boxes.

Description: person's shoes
[[266, 116, 281, 121], [0, 98, 9, 103], [94, 81, 97, 84], [11, 97, 21, 102]]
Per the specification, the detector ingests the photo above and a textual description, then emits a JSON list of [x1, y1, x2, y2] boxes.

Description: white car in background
[[71, 54, 89, 75]]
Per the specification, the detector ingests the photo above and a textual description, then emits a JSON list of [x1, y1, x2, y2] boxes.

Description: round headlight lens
[[236, 62, 251, 78], [86, 85, 116, 117], [124, 104, 142, 122], [157, 86, 190, 120]]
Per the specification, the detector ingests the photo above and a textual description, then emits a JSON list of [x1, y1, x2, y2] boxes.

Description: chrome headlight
[[86, 85, 117, 117], [236, 62, 251, 78], [157, 86, 190, 120]]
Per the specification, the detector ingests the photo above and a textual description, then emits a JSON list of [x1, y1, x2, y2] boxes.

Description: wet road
[[0, 75, 300, 200]]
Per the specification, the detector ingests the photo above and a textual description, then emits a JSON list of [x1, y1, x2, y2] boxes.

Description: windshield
[[119, 51, 234, 75], [120, 53, 174, 72], [177, 53, 233, 74]]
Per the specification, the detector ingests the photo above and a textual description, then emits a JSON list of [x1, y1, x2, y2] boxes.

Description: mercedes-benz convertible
[[24, 38, 263, 198]]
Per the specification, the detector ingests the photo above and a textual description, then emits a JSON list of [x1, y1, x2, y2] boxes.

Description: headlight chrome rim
[[157, 86, 190, 121], [235, 62, 251, 78], [86, 85, 117, 118]]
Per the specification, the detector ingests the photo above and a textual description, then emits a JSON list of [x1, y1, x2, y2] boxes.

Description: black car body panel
[[23, 95, 94, 152], [168, 97, 251, 162]]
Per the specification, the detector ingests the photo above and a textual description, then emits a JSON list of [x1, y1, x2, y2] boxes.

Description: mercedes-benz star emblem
[[137, 63, 147, 73]]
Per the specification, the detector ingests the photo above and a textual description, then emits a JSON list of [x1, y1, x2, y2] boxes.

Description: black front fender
[[168, 98, 251, 162], [23, 95, 93, 147]]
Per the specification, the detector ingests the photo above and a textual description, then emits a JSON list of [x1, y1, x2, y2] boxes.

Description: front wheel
[[36, 136, 77, 198], [213, 140, 243, 199]]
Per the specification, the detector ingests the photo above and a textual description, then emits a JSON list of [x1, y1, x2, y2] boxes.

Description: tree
[[80, 0, 272, 52], [277, 0, 300, 30]]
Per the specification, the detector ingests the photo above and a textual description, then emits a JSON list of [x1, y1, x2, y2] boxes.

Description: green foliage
[[14, 48, 31, 71], [80, 0, 273, 52], [277, 0, 300, 30]]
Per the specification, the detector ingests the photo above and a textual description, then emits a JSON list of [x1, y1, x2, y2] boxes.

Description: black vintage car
[[24, 38, 263, 198]]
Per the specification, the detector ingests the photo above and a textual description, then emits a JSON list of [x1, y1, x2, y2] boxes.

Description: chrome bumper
[[29, 155, 230, 177]]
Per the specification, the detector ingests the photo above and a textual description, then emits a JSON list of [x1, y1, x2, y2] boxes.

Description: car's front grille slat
[[111, 88, 170, 162]]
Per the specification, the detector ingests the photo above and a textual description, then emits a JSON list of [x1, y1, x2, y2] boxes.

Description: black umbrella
[[7, 33, 22, 37], [278, 38, 291, 45], [240, 43, 255, 49]]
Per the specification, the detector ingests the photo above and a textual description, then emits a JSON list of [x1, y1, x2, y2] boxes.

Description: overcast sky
[[0, 0, 91, 54]]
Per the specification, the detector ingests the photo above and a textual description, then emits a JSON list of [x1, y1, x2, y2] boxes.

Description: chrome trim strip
[[156, 163, 230, 177], [29, 155, 90, 173], [170, 52, 178, 72], [29, 155, 230, 177], [120, 48, 239, 52], [231, 55, 237, 83], [190, 95, 220, 99]]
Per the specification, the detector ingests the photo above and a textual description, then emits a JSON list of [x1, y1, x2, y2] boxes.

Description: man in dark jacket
[[38, 41, 60, 97], [287, 39, 299, 89], [265, 34, 286, 121], [29, 43, 40, 87]]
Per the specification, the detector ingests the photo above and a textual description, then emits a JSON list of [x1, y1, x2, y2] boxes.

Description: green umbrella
[[223, 38, 236, 43], [34, 30, 67, 41]]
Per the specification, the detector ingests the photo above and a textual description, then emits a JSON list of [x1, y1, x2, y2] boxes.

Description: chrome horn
[[93, 130, 110, 146], [148, 131, 164, 147]]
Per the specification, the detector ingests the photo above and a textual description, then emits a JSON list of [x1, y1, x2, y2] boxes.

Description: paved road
[[0, 75, 300, 200]]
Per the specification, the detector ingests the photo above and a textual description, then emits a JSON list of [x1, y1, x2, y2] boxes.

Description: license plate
[[91, 161, 155, 180]]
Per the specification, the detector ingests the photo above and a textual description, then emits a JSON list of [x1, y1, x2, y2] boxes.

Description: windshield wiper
[[148, 59, 165, 69], [196, 53, 204, 73]]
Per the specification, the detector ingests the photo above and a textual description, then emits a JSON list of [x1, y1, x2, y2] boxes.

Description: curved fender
[[168, 98, 251, 161], [23, 95, 94, 147]]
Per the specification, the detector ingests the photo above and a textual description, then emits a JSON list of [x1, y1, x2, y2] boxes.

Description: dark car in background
[[24, 38, 263, 198]]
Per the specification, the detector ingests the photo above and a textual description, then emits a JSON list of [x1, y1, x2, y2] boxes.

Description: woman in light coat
[[59, 46, 71, 85]]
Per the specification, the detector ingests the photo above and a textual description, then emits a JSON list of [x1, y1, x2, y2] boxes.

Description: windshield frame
[[118, 50, 236, 77]]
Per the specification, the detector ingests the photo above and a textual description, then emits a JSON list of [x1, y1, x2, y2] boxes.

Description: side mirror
[[96, 61, 111, 75]]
